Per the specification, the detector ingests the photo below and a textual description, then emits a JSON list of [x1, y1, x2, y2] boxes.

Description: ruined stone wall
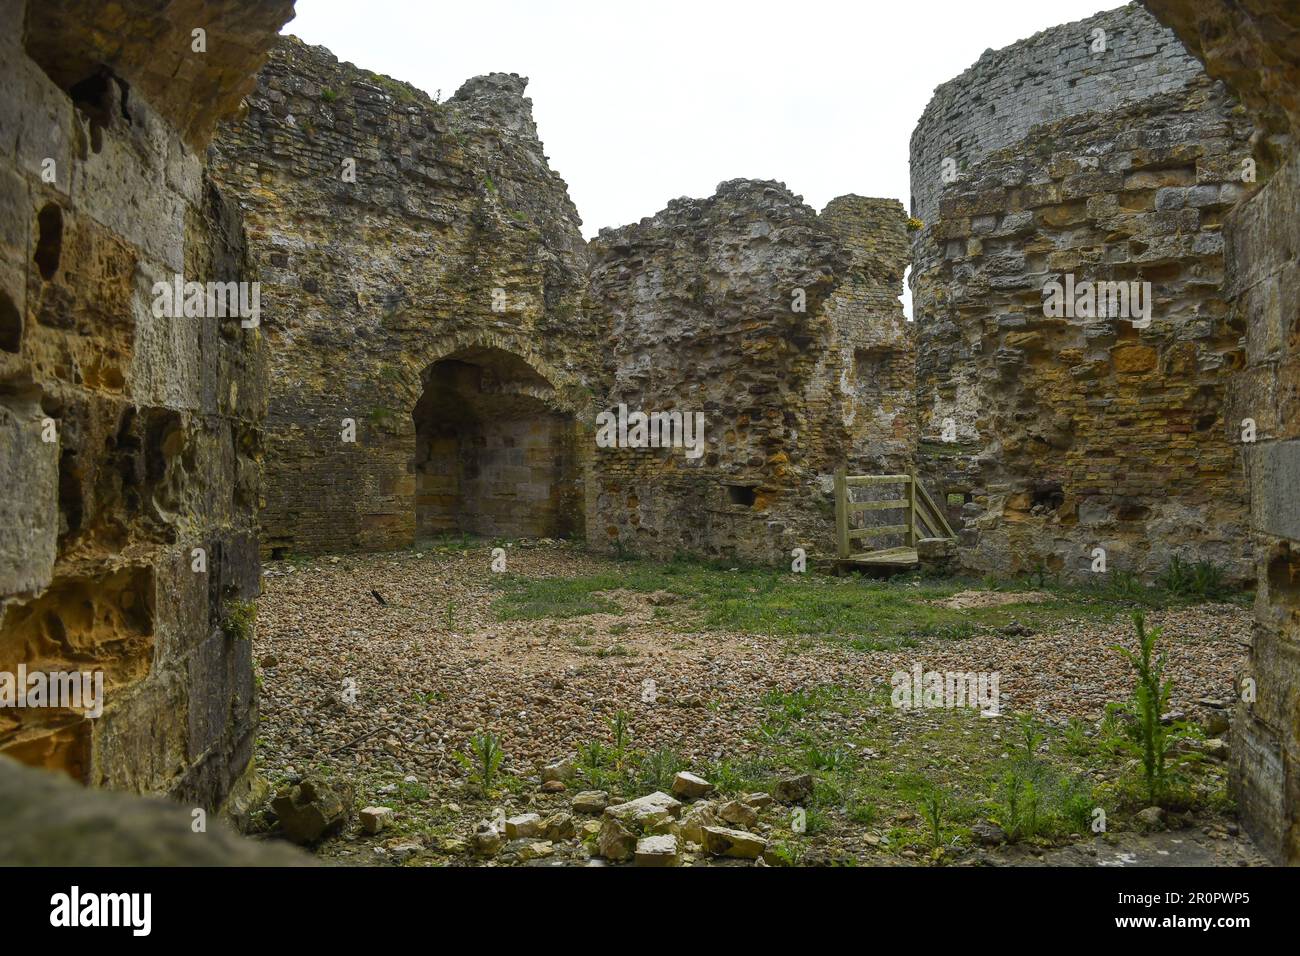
[[210, 38, 598, 557], [910, 2, 1206, 223], [1, 0, 292, 808], [1142, 0, 1300, 867], [587, 181, 911, 564], [912, 75, 1257, 581]]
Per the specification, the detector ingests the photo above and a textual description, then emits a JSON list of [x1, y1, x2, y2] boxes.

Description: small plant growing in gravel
[[454, 731, 504, 796], [608, 710, 632, 770], [1111, 612, 1179, 806], [1157, 557, 1231, 602], [918, 785, 950, 849]]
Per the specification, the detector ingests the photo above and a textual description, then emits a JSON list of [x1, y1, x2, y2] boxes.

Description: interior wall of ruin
[[209, 38, 598, 557], [587, 181, 911, 564], [913, 74, 1258, 581], [0, 0, 292, 808], [1141, 0, 1300, 866]]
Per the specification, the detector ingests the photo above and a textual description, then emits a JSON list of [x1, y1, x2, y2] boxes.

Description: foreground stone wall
[[1142, 0, 1300, 866], [912, 75, 1257, 580], [210, 38, 598, 556], [0, 0, 292, 808], [910, 2, 1205, 223], [588, 181, 911, 563]]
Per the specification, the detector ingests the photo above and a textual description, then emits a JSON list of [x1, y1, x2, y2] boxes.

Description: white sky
[[284, 0, 1126, 315]]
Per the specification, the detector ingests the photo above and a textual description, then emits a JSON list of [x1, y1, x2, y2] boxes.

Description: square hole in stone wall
[[726, 484, 757, 506]]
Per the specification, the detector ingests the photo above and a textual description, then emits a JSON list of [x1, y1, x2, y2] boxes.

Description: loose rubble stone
[[702, 826, 767, 859], [1138, 807, 1166, 829], [773, 774, 815, 805], [572, 791, 610, 814], [505, 813, 544, 839], [541, 758, 575, 784], [605, 791, 682, 831], [671, 771, 715, 800], [359, 806, 394, 835], [971, 822, 1007, 846], [472, 823, 502, 858], [543, 813, 576, 842], [270, 779, 351, 845], [597, 816, 637, 862], [719, 800, 759, 830], [635, 834, 681, 867]]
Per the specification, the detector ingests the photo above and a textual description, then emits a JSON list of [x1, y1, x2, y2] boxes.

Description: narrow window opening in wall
[[35, 204, 63, 281], [726, 484, 757, 507], [0, 290, 21, 352], [67, 69, 129, 153]]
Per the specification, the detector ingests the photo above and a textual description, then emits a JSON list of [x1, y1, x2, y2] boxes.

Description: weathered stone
[[678, 801, 719, 845], [671, 771, 715, 800], [571, 790, 610, 814], [1137, 806, 1166, 829], [504, 813, 543, 839], [702, 825, 767, 859], [772, 774, 815, 805], [541, 757, 575, 784], [718, 799, 759, 830], [270, 778, 351, 845], [604, 791, 682, 831], [0, 0, 289, 812], [0, 758, 310, 865], [596, 815, 637, 862], [359, 806, 394, 835], [471, 821, 502, 857], [542, 812, 576, 842], [971, 821, 1007, 846], [635, 834, 680, 867]]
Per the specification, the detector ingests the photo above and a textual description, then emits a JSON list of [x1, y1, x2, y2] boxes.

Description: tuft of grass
[[454, 731, 504, 796]]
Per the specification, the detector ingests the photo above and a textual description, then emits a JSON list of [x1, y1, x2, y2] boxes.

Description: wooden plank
[[834, 466, 849, 559], [848, 498, 908, 513], [914, 476, 956, 539], [845, 474, 911, 487], [847, 547, 919, 566], [849, 524, 909, 539]]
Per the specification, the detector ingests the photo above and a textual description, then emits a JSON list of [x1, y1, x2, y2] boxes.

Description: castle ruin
[[0, 0, 1296, 866]]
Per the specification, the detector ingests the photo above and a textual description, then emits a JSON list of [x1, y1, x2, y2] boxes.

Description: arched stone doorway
[[412, 346, 581, 540]]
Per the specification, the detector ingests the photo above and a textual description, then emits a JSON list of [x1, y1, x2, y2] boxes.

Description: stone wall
[[912, 74, 1258, 581], [1141, 0, 1300, 866], [209, 38, 598, 557], [587, 181, 911, 563], [215, 44, 914, 567], [910, 2, 1206, 223], [0, 0, 292, 808]]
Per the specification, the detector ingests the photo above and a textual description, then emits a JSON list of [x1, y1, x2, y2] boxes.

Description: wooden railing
[[833, 467, 956, 560]]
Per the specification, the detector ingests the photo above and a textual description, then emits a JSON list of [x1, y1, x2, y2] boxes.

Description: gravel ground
[[252, 543, 1255, 865]]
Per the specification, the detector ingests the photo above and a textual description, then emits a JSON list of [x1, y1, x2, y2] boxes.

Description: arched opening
[[412, 347, 581, 541]]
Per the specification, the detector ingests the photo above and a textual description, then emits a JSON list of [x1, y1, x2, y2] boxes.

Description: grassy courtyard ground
[[252, 540, 1263, 866]]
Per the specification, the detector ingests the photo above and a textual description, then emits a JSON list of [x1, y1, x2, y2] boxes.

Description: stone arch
[[405, 339, 584, 542]]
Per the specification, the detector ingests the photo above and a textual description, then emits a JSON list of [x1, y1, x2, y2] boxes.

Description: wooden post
[[906, 468, 918, 548], [834, 466, 849, 559]]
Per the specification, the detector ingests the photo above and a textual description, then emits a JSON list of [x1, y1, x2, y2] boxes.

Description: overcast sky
[[284, 0, 1124, 317]]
